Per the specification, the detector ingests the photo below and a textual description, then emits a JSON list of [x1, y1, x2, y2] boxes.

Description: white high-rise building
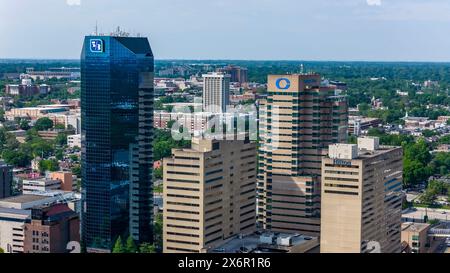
[[202, 72, 230, 113]]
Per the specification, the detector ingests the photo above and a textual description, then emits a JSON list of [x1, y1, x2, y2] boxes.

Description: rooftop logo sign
[[90, 39, 104, 53], [333, 159, 352, 166], [275, 78, 291, 90]]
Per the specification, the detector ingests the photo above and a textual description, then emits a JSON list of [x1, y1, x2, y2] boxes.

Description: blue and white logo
[[90, 39, 104, 53], [275, 78, 291, 90]]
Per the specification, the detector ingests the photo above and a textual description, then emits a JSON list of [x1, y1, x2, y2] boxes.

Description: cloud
[[366, 0, 382, 6], [66, 0, 81, 6]]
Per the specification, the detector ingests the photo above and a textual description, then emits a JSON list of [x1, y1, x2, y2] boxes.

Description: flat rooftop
[[211, 232, 318, 253], [357, 146, 402, 159], [0, 194, 49, 204], [349, 116, 381, 122], [402, 222, 430, 233]]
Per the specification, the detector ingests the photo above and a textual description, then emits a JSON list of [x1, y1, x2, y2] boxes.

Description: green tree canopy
[[34, 117, 54, 131], [39, 159, 59, 173], [112, 236, 126, 253], [139, 243, 156, 253], [126, 235, 138, 253]]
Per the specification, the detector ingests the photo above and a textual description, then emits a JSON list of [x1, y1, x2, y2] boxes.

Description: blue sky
[[1, 0, 450, 61]]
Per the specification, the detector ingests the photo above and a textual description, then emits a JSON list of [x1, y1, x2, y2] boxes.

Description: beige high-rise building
[[257, 73, 348, 236], [202, 72, 231, 113], [320, 137, 403, 253], [163, 137, 257, 253]]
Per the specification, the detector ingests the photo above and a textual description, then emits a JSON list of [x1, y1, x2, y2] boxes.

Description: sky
[[1, 0, 450, 61]]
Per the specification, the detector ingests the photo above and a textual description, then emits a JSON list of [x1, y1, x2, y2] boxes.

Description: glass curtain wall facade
[[81, 36, 154, 251]]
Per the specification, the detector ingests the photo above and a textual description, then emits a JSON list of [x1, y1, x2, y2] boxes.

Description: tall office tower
[[257, 73, 348, 236], [163, 137, 257, 253], [202, 72, 231, 113], [320, 137, 403, 253], [81, 34, 154, 251], [0, 161, 13, 199], [217, 65, 248, 84]]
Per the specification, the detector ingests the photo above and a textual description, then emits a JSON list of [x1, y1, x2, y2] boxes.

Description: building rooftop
[[328, 137, 401, 160], [349, 116, 381, 122], [0, 192, 79, 210], [356, 145, 402, 159], [0, 194, 49, 204], [210, 232, 319, 253], [0, 207, 31, 219], [402, 222, 431, 233]]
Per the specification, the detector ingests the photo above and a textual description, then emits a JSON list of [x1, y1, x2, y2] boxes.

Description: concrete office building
[[67, 134, 81, 149], [217, 65, 248, 84], [0, 194, 77, 253], [163, 137, 257, 253], [49, 171, 75, 192], [320, 137, 403, 253], [257, 73, 348, 236], [0, 161, 13, 199], [22, 178, 61, 194], [0, 208, 31, 253], [202, 72, 231, 113], [401, 222, 431, 254], [23, 204, 80, 253]]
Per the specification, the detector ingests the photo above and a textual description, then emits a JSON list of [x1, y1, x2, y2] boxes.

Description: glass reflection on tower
[[81, 35, 154, 251]]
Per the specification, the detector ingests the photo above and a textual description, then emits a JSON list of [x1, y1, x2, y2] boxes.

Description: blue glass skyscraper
[[81, 34, 154, 251]]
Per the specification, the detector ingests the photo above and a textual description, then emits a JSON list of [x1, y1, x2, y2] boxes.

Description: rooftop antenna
[[95, 21, 98, 35]]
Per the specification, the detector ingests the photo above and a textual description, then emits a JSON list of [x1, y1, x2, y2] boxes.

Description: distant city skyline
[[1, 0, 450, 61]]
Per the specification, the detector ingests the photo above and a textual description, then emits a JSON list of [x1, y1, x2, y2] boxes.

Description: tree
[[54, 124, 66, 130], [55, 132, 68, 146], [422, 129, 437, 138], [1, 149, 31, 167], [139, 243, 156, 253], [154, 213, 163, 250], [154, 167, 163, 180], [39, 159, 59, 173], [70, 154, 79, 162], [72, 165, 81, 177], [34, 117, 54, 131], [0, 247, 4, 253], [19, 119, 30, 130], [112, 236, 125, 253], [126, 235, 138, 253], [55, 149, 64, 161], [420, 190, 437, 206]]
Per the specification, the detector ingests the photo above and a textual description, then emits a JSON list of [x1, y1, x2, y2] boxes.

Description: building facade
[[401, 222, 431, 254], [49, 171, 75, 192], [202, 72, 231, 113], [217, 65, 248, 84], [67, 134, 81, 149], [0, 161, 13, 199], [320, 137, 403, 253], [23, 204, 80, 253], [0, 208, 30, 253], [257, 73, 348, 236], [163, 137, 257, 253], [81, 35, 154, 251], [22, 178, 61, 194]]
